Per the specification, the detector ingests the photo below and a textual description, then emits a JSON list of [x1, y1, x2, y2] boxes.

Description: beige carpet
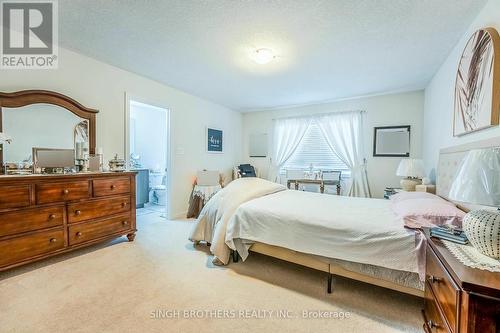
[[0, 211, 423, 333]]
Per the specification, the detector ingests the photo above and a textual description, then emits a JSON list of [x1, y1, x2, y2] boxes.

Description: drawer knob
[[110, 184, 116, 189], [428, 275, 442, 284], [76, 232, 82, 237], [75, 210, 82, 216], [63, 189, 69, 195], [122, 202, 127, 207], [122, 221, 129, 226], [49, 238, 57, 243], [49, 214, 56, 219], [427, 320, 439, 329]]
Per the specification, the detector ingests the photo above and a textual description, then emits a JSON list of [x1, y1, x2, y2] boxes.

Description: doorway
[[125, 97, 170, 219]]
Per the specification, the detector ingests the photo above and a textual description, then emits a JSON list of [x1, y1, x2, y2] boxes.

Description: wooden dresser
[[423, 229, 500, 333], [0, 172, 136, 271]]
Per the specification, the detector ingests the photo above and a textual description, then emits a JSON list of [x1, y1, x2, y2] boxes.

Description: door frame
[[124, 92, 172, 218]]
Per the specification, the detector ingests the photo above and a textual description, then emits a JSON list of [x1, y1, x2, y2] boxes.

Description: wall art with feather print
[[454, 27, 500, 136]]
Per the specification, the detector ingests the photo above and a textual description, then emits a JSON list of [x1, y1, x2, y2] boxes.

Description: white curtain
[[268, 117, 311, 182], [314, 111, 371, 197]]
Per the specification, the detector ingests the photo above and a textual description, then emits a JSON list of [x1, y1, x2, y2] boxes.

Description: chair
[[322, 170, 342, 181], [322, 170, 342, 195], [233, 165, 260, 179]]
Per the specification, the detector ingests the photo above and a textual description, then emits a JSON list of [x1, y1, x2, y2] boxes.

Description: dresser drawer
[[426, 245, 459, 332], [68, 213, 131, 245], [0, 229, 64, 268], [0, 206, 64, 238], [36, 181, 90, 204], [0, 185, 31, 210], [423, 282, 450, 333], [67, 195, 131, 223], [93, 177, 131, 197]]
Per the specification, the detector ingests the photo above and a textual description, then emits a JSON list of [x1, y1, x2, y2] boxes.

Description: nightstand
[[422, 229, 500, 333], [416, 184, 436, 194]]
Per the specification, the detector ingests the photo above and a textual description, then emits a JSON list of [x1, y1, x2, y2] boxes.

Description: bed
[[189, 138, 498, 298], [226, 190, 423, 295], [190, 177, 424, 296]]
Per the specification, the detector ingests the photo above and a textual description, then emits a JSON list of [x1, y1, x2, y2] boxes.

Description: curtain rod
[[271, 110, 366, 121]]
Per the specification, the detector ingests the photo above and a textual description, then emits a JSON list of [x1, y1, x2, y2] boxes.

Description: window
[[282, 120, 349, 173]]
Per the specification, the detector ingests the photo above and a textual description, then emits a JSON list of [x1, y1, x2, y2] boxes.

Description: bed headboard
[[437, 137, 500, 210]]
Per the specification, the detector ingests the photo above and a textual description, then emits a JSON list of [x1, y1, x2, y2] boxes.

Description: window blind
[[282, 120, 349, 172]]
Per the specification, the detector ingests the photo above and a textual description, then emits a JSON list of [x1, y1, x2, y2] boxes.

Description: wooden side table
[[416, 184, 436, 194], [422, 228, 500, 333]]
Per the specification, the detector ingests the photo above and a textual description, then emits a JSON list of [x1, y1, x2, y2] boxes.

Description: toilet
[[149, 172, 167, 206]]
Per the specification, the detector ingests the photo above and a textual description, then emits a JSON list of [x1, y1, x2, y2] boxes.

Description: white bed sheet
[[190, 178, 286, 264], [226, 190, 418, 273]]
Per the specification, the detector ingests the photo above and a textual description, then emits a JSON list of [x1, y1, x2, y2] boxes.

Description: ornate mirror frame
[[0, 90, 98, 165]]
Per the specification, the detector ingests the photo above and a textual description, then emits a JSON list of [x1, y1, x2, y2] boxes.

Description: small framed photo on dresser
[[206, 127, 223, 153]]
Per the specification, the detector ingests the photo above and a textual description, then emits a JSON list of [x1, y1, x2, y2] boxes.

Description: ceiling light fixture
[[252, 48, 275, 65]]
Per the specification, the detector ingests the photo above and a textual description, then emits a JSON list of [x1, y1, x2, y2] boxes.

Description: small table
[[415, 184, 436, 194], [287, 179, 341, 195], [187, 184, 222, 218], [193, 184, 221, 204]]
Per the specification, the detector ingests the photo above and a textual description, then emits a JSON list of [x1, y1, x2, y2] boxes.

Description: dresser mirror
[[0, 90, 98, 173], [2, 104, 88, 163]]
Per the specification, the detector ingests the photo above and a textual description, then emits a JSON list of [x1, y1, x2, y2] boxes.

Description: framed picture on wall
[[373, 125, 410, 157], [206, 127, 223, 153], [453, 28, 500, 136]]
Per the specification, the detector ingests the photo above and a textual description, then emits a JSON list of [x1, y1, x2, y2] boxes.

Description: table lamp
[[448, 148, 500, 259], [396, 158, 425, 191]]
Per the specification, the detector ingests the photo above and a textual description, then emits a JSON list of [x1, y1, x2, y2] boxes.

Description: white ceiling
[[59, 0, 487, 111]]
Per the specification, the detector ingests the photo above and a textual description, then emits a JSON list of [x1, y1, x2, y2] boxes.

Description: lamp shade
[[396, 159, 425, 178], [448, 148, 500, 207]]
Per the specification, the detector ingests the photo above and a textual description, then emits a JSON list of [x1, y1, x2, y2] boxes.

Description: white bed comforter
[[189, 178, 286, 265], [226, 190, 419, 273]]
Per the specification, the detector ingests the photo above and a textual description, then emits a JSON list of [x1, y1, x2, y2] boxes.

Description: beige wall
[[242, 91, 424, 198], [423, 0, 498, 181], [0, 47, 242, 218]]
